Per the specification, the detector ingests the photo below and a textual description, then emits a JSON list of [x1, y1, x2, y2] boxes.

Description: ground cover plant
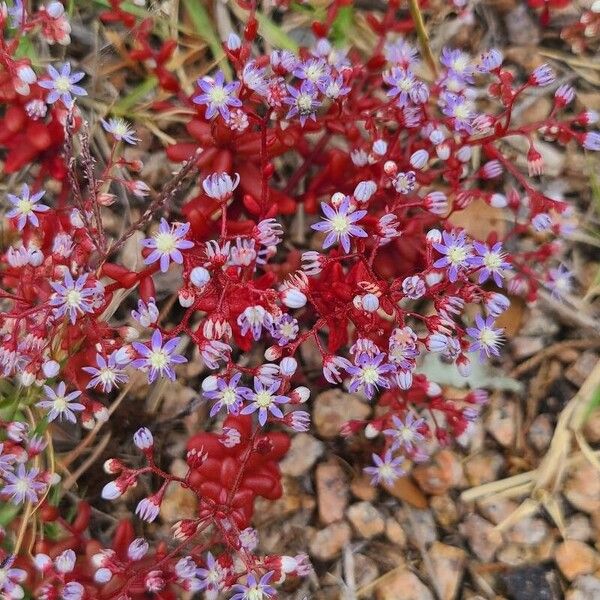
[[1, 0, 600, 598]]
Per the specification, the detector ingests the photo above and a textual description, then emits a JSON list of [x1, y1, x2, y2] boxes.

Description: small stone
[[565, 352, 599, 388], [485, 397, 517, 447], [397, 507, 438, 546], [351, 473, 378, 502], [383, 476, 428, 509], [528, 414, 554, 452], [316, 460, 349, 525], [412, 450, 464, 495], [353, 553, 380, 588], [566, 575, 600, 600], [314, 389, 371, 439], [280, 433, 324, 477], [159, 459, 197, 522], [459, 514, 503, 562], [511, 336, 545, 360], [385, 517, 407, 546], [519, 307, 560, 337], [347, 502, 385, 539], [253, 476, 303, 526], [478, 497, 518, 525], [429, 542, 466, 600], [308, 521, 352, 561], [506, 517, 549, 545], [564, 462, 600, 514], [555, 540, 600, 581], [501, 565, 556, 600], [497, 539, 555, 566], [565, 514, 592, 542], [464, 451, 506, 486], [584, 409, 600, 444], [375, 569, 434, 600], [430, 494, 460, 528]]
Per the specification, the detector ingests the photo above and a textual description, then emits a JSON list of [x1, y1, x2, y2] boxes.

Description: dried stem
[[106, 148, 202, 258]]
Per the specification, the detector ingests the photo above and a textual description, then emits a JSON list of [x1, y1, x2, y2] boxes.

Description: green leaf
[[112, 76, 158, 114], [330, 5, 354, 46], [584, 385, 600, 422], [417, 353, 523, 392], [255, 13, 299, 52], [0, 502, 21, 528], [91, 0, 148, 18], [182, 0, 231, 78]]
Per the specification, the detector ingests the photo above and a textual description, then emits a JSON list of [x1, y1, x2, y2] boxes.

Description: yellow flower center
[[330, 214, 349, 234], [65, 289, 82, 307], [17, 199, 33, 215], [149, 349, 168, 369], [208, 86, 228, 106], [254, 391, 273, 408], [155, 232, 177, 254], [54, 76, 71, 93]]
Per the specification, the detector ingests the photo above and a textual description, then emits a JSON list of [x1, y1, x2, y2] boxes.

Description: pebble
[[430, 494, 460, 528], [506, 517, 549, 545], [528, 414, 554, 452], [353, 553, 380, 588], [565, 514, 592, 542], [253, 476, 303, 526], [459, 514, 503, 562], [428, 542, 466, 600], [313, 389, 371, 439], [308, 521, 352, 561], [564, 462, 600, 514], [397, 507, 438, 546], [565, 352, 599, 388], [555, 540, 600, 581], [566, 575, 600, 600], [279, 433, 324, 477], [316, 460, 349, 525], [347, 501, 385, 539], [350, 473, 378, 502], [464, 451, 506, 486], [519, 307, 560, 337], [501, 565, 556, 600], [485, 397, 517, 448], [385, 517, 407, 547], [412, 450, 464, 495], [477, 497, 518, 525], [497, 538, 555, 565], [511, 336, 545, 360], [375, 569, 434, 600], [159, 459, 197, 522]]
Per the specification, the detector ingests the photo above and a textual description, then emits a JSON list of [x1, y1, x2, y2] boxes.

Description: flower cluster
[[0, 0, 597, 598]]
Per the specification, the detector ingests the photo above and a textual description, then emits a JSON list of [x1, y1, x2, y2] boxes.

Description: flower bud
[[361, 293, 379, 312], [280, 356, 297, 377], [226, 32, 241, 51], [47, 1, 65, 18], [178, 288, 195, 308], [364, 423, 380, 439], [42, 360, 60, 378], [128, 538, 149, 561], [95, 568, 113, 584], [372, 139, 387, 155], [281, 288, 307, 308], [353, 180, 377, 203], [489, 193, 507, 208], [190, 266, 211, 288], [264, 345, 283, 361], [201, 375, 218, 392], [383, 160, 398, 176], [133, 427, 154, 450], [290, 386, 310, 403], [101, 480, 123, 500], [426, 229, 442, 244], [409, 149, 429, 169]]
